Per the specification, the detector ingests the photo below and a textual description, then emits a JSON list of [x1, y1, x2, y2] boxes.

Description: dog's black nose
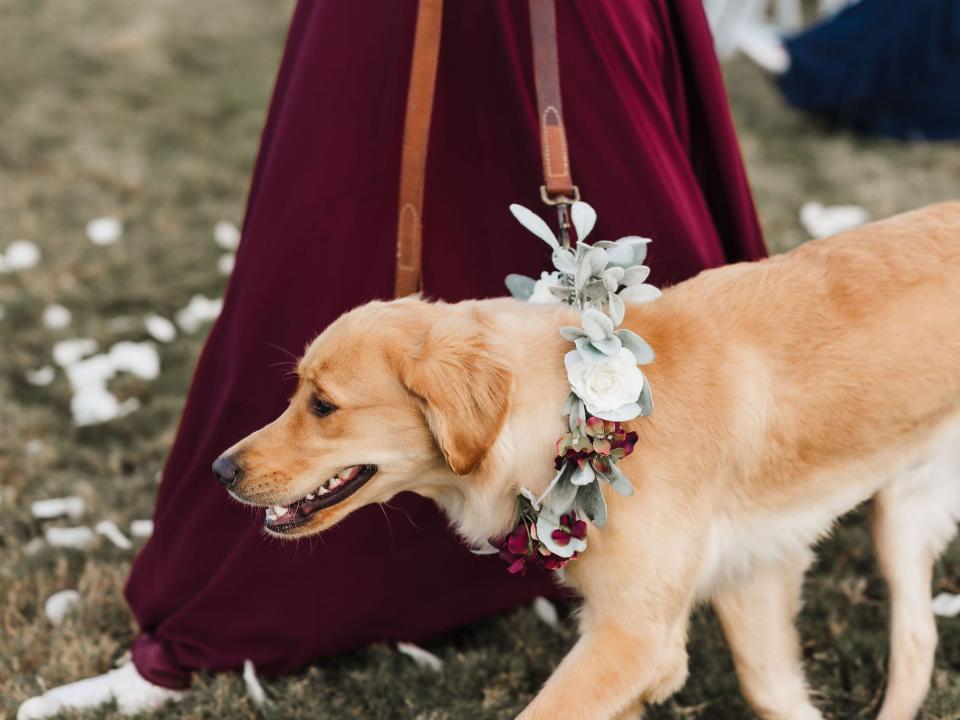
[[212, 455, 242, 487]]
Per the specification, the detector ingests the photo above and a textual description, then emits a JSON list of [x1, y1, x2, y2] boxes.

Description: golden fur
[[222, 203, 960, 719]]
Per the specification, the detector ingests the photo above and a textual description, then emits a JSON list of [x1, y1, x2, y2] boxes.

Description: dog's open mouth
[[264, 464, 377, 533]]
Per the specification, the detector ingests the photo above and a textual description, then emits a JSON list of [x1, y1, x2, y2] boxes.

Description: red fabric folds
[[125, 0, 764, 689]]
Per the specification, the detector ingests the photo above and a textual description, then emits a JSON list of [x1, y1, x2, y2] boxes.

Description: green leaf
[[616, 330, 655, 364], [581, 308, 614, 341], [590, 335, 622, 356], [571, 462, 596, 486], [576, 480, 607, 528], [638, 380, 653, 416], [571, 202, 597, 242], [552, 248, 577, 274], [604, 463, 634, 497], [622, 265, 651, 286], [505, 273, 535, 300], [510, 204, 559, 250], [619, 284, 661, 304], [608, 293, 625, 326], [559, 326, 586, 342], [575, 247, 608, 289]]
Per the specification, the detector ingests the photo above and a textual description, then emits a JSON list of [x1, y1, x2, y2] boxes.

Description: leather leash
[[394, 0, 444, 297], [528, 0, 579, 248], [393, 0, 577, 296]]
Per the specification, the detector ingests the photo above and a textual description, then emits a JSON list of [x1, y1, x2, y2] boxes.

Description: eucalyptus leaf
[[567, 397, 585, 433], [559, 326, 586, 342], [576, 480, 607, 528], [550, 285, 575, 302], [616, 330, 655, 365], [571, 462, 596, 486], [574, 337, 608, 364], [505, 273, 535, 300], [536, 464, 569, 508], [619, 236, 651, 265], [603, 266, 624, 291], [571, 202, 597, 243], [638, 379, 653, 416], [604, 463, 635, 497], [575, 248, 608, 289], [561, 392, 577, 416], [580, 308, 614, 341], [590, 334, 622, 356], [510, 204, 559, 250], [618, 284, 662, 304], [608, 292, 625, 326], [552, 248, 577, 274], [622, 265, 651, 286], [591, 402, 643, 422], [519, 486, 542, 511], [543, 469, 579, 516]]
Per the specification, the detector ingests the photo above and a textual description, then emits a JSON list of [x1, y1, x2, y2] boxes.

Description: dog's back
[[630, 202, 960, 720]]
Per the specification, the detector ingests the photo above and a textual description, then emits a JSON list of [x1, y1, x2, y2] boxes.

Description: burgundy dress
[[125, 0, 765, 689]]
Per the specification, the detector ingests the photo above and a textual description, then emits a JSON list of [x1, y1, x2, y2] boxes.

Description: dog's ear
[[395, 313, 512, 475]]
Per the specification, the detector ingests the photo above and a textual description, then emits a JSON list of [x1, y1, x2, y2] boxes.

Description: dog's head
[[214, 299, 517, 538]]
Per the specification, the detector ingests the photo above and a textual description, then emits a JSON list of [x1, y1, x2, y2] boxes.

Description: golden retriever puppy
[[215, 203, 960, 720]]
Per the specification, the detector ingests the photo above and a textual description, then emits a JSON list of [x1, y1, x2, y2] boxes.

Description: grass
[[1, 1, 959, 718]]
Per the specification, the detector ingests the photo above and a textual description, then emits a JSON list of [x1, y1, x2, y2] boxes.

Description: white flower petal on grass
[[42, 304, 72, 330], [217, 253, 235, 275], [213, 220, 241, 250], [53, 338, 98, 367], [71, 387, 140, 427], [242, 660, 269, 709], [175, 295, 223, 333], [109, 341, 160, 380], [932, 592, 960, 618], [95, 520, 132, 550], [85, 217, 123, 245], [31, 496, 85, 520], [3, 239, 42, 270], [799, 202, 870, 239], [397, 642, 444, 672], [509, 204, 559, 250], [532, 596, 560, 631], [130, 519, 154, 538], [45, 526, 96, 550], [570, 202, 597, 243], [25, 366, 56, 386], [44, 589, 81, 626], [144, 314, 176, 343]]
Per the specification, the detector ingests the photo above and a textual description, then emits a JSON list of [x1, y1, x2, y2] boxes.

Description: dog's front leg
[[516, 606, 690, 720]]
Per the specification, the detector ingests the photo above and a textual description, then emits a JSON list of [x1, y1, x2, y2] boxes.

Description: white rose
[[567, 347, 644, 415], [528, 271, 563, 304]]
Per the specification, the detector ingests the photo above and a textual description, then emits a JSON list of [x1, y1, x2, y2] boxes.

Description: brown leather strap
[[394, 0, 444, 297], [529, 0, 577, 202]]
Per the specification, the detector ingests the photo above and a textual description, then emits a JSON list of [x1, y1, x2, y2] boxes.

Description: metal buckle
[[540, 185, 580, 249], [539, 185, 581, 206]]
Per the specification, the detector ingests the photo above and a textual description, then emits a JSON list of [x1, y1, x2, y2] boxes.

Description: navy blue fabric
[[779, 0, 960, 139]]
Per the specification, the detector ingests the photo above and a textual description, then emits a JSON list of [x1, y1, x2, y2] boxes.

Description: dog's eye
[[309, 394, 337, 418]]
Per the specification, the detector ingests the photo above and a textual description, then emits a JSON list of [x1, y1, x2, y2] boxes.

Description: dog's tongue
[[267, 504, 297, 526]]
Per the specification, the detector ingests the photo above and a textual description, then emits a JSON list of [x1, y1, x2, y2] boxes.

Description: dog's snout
[[212, 454, 243, 487]]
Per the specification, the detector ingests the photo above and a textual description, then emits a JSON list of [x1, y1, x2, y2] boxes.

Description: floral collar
[[487, 201, 658, 573]]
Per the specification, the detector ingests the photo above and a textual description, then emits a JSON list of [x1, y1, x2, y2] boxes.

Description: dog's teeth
[[271, 505, 287, 516], [341, 466, 359, 482], [328, 477, 342, 489], [318, 487, 329, 495], [306, 493, 316, 500]]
